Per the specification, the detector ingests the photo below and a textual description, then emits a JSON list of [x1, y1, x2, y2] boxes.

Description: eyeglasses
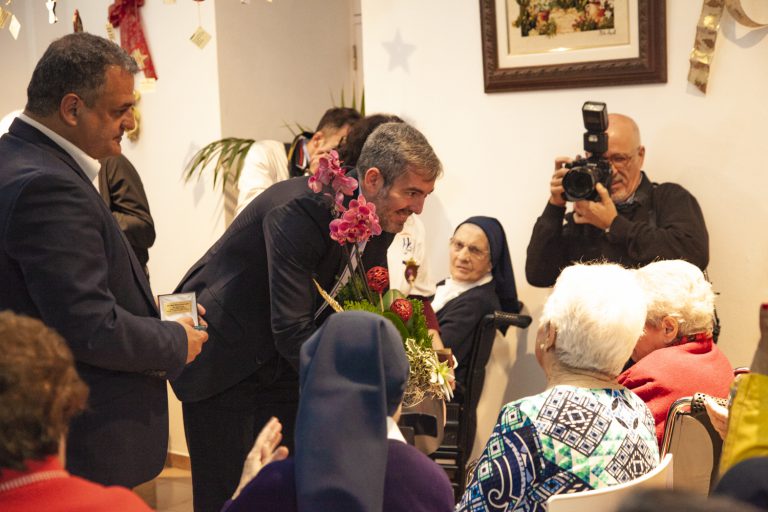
[[449, 238, 489, 259], [606, 147, 640, 168]]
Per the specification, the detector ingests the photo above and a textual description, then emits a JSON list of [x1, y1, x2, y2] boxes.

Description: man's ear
[[310, 130, 325, 150], [661, 316, 679, 343], [60, 93, 80, 127], [361, 167, 383, 196]]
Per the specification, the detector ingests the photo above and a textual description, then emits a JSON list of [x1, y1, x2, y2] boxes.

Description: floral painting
[[513, 0, 615, 37], [480, 0, 667, 92], [503, 0, 629, 56]]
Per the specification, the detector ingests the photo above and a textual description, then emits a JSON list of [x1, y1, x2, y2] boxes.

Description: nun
[[222, 310, 455, 512], [432, 216, 521, 400]]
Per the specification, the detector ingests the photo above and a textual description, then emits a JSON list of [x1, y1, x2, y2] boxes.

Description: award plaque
[[158, 292, 201, 327]]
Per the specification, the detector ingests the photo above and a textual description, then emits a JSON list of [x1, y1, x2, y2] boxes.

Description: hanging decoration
[[108, 0, 158, 80], [1, 0, 20, 40], [0, 6, 11, 31], [72, 9, 82, 32], [126, 90, 141, 142], [45, 0, 57, 24], [189, 0, 211, 50], [688, 0, 768, 93]]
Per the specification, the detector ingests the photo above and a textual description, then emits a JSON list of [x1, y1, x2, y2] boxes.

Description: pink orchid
[[308, 150, 358, 203], [329, 194, 382, 245]]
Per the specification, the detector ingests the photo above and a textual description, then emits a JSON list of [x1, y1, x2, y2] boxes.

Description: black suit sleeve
[[100, 155, 156, 250], [6, 172, 186, 376], [263, 198, 330, 371]]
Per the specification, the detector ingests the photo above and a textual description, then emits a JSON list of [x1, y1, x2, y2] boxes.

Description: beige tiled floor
[[135, 467, 194, 512]]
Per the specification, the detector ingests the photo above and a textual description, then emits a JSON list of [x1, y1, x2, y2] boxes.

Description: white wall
[[215, 0, 357, 141], [361, 0, 768, 426]]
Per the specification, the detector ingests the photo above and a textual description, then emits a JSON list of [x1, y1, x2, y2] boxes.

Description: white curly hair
[[636, 260, 714, 336], [540, 263, 648, 378]]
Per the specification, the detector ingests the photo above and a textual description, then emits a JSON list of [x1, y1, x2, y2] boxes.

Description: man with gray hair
[[173, 122, 442, 512], [0, 33, 208, 487]]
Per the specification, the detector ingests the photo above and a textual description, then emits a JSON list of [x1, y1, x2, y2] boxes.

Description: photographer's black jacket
[[525, 172, 709, 287]]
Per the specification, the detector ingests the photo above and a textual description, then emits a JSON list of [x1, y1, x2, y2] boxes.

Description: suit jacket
[[435, 280, 500, 388], [173, 176, 393, 402], [0, 119, 187, 488]]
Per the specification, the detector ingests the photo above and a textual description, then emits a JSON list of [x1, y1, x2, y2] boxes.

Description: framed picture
[[480, 0, 666, 92]]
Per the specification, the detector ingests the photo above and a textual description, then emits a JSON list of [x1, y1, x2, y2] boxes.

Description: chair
[[660, 393, 727, 495], [429, 310, 532, 500], [546, 453, 674, 512]]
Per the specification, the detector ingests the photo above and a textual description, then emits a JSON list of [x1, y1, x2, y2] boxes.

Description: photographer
[[525, 110, 709, 287]]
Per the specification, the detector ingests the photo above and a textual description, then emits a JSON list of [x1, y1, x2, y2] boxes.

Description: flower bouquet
[[309, 151, 452, 406]]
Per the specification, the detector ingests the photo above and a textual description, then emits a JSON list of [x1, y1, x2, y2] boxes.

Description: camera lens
[[562, 168, 595, 200]]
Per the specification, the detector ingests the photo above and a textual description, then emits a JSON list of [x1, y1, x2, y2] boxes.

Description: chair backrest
[[462, 311, 533, 456], [660, 394, 725, 495], [429, 310, 532, 501], [546, 454, 673, 512]]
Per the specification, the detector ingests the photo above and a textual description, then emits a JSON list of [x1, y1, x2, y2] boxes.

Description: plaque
[[158, 292, 204, 329]]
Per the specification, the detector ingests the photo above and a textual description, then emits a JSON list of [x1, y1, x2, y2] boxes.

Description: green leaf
[[382, 311, 409, 340], [184, 137, 256, 191], [382, 289, 405, 310]]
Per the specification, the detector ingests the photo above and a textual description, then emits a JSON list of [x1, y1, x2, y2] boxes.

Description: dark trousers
[[714, 457, 768, 509], [182, 366, 299, 512]]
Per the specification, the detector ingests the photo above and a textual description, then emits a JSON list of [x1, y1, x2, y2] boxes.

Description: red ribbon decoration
[[108, 0, 157, 80]]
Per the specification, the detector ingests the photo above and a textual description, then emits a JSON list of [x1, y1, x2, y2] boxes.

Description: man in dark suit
[[174, 122, 443, 512], [0, 33, 208, 488]]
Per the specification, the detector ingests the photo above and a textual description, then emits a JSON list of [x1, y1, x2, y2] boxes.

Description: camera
[[562, 101, 612, 202]]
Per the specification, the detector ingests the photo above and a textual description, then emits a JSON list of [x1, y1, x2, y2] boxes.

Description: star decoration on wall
[[382, 29, 415, 72]]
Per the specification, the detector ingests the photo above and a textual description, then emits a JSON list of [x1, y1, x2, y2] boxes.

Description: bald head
[[605, 113, 645, 202], [607, 113, 641, 147]]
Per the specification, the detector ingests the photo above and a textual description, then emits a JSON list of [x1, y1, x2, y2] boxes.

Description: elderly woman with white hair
[[457, 263, 659, 511], [618, 259, 733, 445]]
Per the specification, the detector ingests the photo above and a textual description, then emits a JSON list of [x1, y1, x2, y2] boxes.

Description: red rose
[[390, 298, 413, 323], [367, 266, 389, 294]]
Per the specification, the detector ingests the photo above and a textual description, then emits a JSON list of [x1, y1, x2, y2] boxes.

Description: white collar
[[432, 273, 493, 312], [17, 113, 101, 186], [387, 416, 406, 444]]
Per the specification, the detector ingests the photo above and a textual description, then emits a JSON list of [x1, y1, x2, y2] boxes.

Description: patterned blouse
[[456, 386, 659, 511]]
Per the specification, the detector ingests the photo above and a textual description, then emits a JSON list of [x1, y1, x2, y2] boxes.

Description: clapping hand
[[231, 417, 290, 500]]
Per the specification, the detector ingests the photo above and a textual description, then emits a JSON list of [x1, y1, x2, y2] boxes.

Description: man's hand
[[549, 157, 572, 207], [232, 417, 290, 500], [178, 304, 208, 363], [572, 183, 617, 230]]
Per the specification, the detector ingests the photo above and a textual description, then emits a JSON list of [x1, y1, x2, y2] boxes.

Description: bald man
[[526, 113, 709, 287]]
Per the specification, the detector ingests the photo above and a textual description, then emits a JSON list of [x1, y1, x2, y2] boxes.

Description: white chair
[[546, 453, 673, 512]]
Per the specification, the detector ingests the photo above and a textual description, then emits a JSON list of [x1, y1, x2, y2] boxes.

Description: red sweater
[[0, 456, 151, 512], [618, 337, 733, 446]]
